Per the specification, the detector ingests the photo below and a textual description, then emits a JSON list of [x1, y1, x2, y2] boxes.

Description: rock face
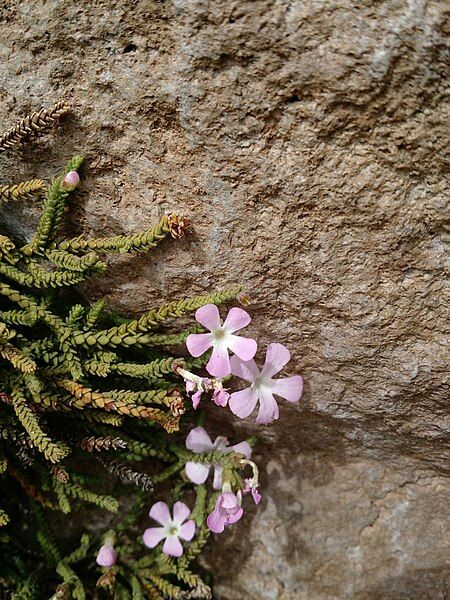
[[0, 1, 448, 598]]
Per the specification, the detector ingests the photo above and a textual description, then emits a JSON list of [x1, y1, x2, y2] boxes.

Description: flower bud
[[61, 170, 80, 191], [96, 543, 116, 567]]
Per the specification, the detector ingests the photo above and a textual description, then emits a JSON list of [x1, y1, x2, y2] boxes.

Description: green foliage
[[0, 102, 245, 599]]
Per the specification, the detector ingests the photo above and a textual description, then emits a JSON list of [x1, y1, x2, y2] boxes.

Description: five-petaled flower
[[207, 492, 243, 533], [229, 343, 303, 424], [96, 543, 116, 567], [186, 304, 257, 377], [143, 501, 195, 557], [185, 426, 251, 489]]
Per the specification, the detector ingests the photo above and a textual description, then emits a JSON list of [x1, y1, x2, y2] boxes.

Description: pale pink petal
[[228, 335, 257, 361], [212, 465, 223, 489], [229, 441, 252, 459], [252, 489, 262, 504], [261, 343, 291, 378], [255, 389, 279, 425], [227, 507, 243, 524], [222, 307, 251, 333], [143, 527, 166, 548], [186, 427, 214, 453], [213, 389, 229, 407], [163, 536, 183, 557], [185, 462, 210, 485], [186, 333, 212, 357], [221, 492, 239, 509], [272, 375, 303, 403], [191, 391, 202, 409], [179, 520, 195, 541], [149, 501, 170, 525], [185, 380, 195, 393], [230, 355, 260, 383], [206, 344, 231, 377], [207, 509, 226, 533], [229, 387, 258, 419], [172, 501, 191, 525], [195, 304, 221, 331]]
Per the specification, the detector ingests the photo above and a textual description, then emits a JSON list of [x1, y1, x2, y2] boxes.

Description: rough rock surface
[[0, 1, 449, 598]]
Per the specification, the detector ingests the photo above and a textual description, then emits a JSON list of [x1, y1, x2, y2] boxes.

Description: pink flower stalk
[[185, 426, 251, 489], [96, 543, 117, 567], [61, 170, 80, 191], [229, 343, 303, 424], [143, 501, 195, 557], [186, 304, 257, 377], [243, 478, 262, 505], [207, 492, 243, 533]]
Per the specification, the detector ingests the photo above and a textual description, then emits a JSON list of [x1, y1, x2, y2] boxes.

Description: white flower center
[[165, 522, 179, 536], [252, 375, 272, 391]]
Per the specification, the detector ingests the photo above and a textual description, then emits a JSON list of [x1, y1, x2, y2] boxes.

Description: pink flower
[[243, 478, 262, 505], [207, 492, 243, 533], [96, 543, 117, 567], [229, 343, 303, 424], [185, 426, 251, 489], [186, 305, 257, 377], [61, 170, 80, 191], [143, 501, 195, 557]]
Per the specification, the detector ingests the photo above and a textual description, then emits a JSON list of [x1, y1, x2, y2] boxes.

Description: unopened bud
[[96, 543, 116, 567], [61, 170, 80, 191]]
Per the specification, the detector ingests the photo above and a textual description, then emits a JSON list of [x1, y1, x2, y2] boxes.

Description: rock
[[0, 1, 448, 597]]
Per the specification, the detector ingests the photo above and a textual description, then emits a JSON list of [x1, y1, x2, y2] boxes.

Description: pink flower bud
[[61, 170, 80, 191], [96, 543, 116, 567]]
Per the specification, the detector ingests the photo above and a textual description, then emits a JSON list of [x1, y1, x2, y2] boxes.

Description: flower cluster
[[95, 304, 302, 562], [183, 304, 303, 424]]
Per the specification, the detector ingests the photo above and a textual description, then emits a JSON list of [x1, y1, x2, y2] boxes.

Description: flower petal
[[229, 387, 258, 419], [213, 389, 230, 407], [179, 520, 196, 541], [207, 509, 226, 533], [206, 344, 231, 377], [229, 441, 252, 459], [195, 304, 221, 331], [230, 355, 260, 383], [186, 333, 212, 357], [163, 535, 183, 557], [252, 489, 262, 504], [173, 501, 191, 525], [228, 335, 257, 361], [212, 465, 223, 490], [191, 391, 202, 409], [261, 343, 291, 378], [272, 375, 303, 403], [186, 427, 214, 453], [149, 501, 170, 525], [185, 461, 210, 485], [221, 492, 239, 509], [143, 527, 166, 548], [227, 506, 243, 524], [255, 389, 279, 424], [223, 307, 251, 333]]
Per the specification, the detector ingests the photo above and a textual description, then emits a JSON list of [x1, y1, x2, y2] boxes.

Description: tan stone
[[0, 1, 448, 597]]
